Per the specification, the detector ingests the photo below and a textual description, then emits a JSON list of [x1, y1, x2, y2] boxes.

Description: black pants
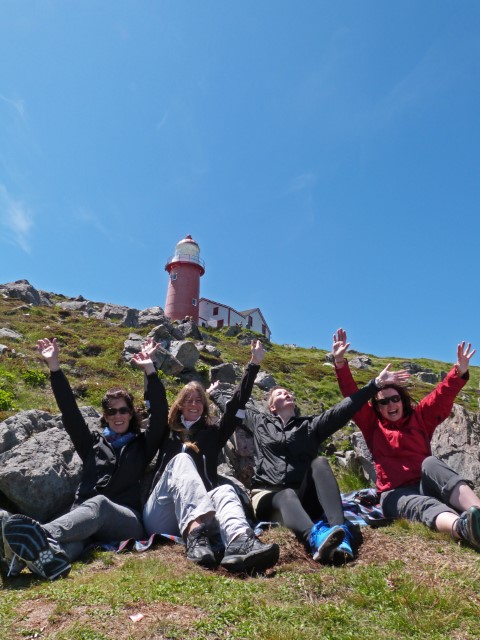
[[255, 457, 344, 545]]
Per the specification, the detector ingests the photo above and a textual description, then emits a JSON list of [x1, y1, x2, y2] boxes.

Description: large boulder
[[99, 304, 139, 327], [137, 307, 169, 328], [0, 408, 100, 521], [0, 279, 52, 307], [254, 371, 276, 391], [210, 363, 236, 384], [174, 320, 203, 340], [169, 340, 200, 370], [56, 300, 94, 314]]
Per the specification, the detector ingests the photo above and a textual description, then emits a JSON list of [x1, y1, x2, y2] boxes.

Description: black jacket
[[245, 379, 380, 489], [51, 369, 167, 513], [150, 363, 260, 492]]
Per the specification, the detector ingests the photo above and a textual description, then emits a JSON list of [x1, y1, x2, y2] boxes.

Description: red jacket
[[335, 362, 468, 492]]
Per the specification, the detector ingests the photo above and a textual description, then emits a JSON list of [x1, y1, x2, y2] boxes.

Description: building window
[[171, 273, 177, 281], [217, 319, 224, 328], [248, 315, 253, 327], [262, 324, 266, 335], [213, 306, 219, 316], [192, 298, 197, 306]]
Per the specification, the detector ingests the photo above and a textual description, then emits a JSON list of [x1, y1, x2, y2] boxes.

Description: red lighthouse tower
[[164, 235, 205, 323]]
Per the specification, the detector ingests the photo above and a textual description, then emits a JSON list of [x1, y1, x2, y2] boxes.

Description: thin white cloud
[[155, 111, 169, 131], [288, 173, 317, 193], [0, 185, 33, 253], [0, 94, 26, 120], [74, 206, 110, 237]]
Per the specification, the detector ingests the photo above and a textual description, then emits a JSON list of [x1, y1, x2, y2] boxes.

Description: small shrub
[[0, 388, 15, 410], [22, 369, 48, 387]]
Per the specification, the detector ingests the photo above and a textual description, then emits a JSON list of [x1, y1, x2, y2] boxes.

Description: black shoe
[[455, 506, 480, 551], [185, 525, 217, 568], [220, 530, 279, 573], [3, 514, 71, 580]]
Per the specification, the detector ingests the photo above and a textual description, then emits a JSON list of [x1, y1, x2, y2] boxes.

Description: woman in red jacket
[[332, 328, 480, 550]]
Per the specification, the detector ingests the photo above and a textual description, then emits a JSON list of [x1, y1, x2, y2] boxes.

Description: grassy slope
[[1, 296, 479, 639]]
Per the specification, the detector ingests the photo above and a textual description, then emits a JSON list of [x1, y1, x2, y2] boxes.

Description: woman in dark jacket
[[3, 337, 167, 580], [143, 341, 279, 573]]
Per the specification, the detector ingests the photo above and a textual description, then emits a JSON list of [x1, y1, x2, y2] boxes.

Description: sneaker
[[455, 506, 480, 551], [3, 514, 71, 580], [185, 524, 217, 568], [330, 524, 355, 563], [0, 509, 26, 576], [220, 530, 279, 573], [309, 521, 345, 563]]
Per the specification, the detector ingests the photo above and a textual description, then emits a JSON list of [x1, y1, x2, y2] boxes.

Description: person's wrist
[[374, 376, 384, 388], [334, 358, 346, 367]]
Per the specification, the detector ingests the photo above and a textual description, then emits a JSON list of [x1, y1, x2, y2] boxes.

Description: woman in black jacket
[[143, 341, 279, 573], [3, 337, 167, 580]]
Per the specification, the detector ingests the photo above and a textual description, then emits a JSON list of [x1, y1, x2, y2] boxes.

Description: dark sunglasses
[[377, 395, 401, 406], [105, 407, 131, 416]]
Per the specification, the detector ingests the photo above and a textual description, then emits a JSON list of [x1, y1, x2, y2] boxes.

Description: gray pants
[[380, 456, 464, 529], [44, 495, 145, 562], [143, 453, 250, 545]]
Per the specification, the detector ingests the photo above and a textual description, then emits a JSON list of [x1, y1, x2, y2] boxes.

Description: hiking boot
[[455, 506, 480, 551], [3, 514, 71, 580], [330, 524, 355, 563], [220, 530, 279, 573], [309, 521, 345, 563], [0, 509, 26, 576], [185, 524, 217, 568]]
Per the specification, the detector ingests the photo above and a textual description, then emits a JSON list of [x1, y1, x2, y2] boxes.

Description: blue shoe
[[330, 524, 355, 562], [309, 521, 345, 563]]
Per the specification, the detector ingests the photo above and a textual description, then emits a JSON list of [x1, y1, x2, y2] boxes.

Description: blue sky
[[1, 2, 479, 364]]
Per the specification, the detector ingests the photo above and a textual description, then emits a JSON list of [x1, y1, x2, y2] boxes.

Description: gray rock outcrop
[[0, 279, 52, 307], [99, 304, 139, 327], [0, 328, 23, 341], [254, 371, 277, 391]]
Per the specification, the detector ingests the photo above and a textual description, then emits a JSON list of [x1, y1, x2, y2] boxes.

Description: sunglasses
[[105, 406, 131, 416], [376, 395, 401, 406]]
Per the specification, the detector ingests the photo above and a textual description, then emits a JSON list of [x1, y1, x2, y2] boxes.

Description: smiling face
[[268, 387, 296, 415], [181, 390, 206, 422], [374, 388, 404, 422], [103, 398, 132, 434]]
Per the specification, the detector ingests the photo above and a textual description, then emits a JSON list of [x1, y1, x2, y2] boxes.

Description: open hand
[[332, 328, 350, 363], [250, 340, 265, 365], [456, 341, 476, 375], [37, 338, 60, 371], [376, 364, 410, 388]]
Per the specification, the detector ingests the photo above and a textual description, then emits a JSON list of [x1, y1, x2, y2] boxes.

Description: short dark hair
[[100, 387, 141, 433], [265, 385, 294, 413], [371, 384, 415, 418]]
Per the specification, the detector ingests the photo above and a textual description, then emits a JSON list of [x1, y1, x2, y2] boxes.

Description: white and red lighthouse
[[164, 235, 205, 323]]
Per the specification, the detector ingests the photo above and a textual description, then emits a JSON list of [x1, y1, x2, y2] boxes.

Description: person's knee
[[311, 456, 333, 474], [210, 484, 236, 502], [170, 452, 196, 473], [278, 488, 298, 504], [81, 495, 110, 519], [421, 456, 437, 475]]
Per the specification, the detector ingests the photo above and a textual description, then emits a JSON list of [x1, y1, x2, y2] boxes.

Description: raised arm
[[416, 341, 475, 436], [37, 338, 93, 461], [133, 339, 169, 461], [217, 340, 263, 448]]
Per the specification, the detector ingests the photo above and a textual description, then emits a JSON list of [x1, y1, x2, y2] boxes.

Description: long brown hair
[[168, 382, 213, 453]]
